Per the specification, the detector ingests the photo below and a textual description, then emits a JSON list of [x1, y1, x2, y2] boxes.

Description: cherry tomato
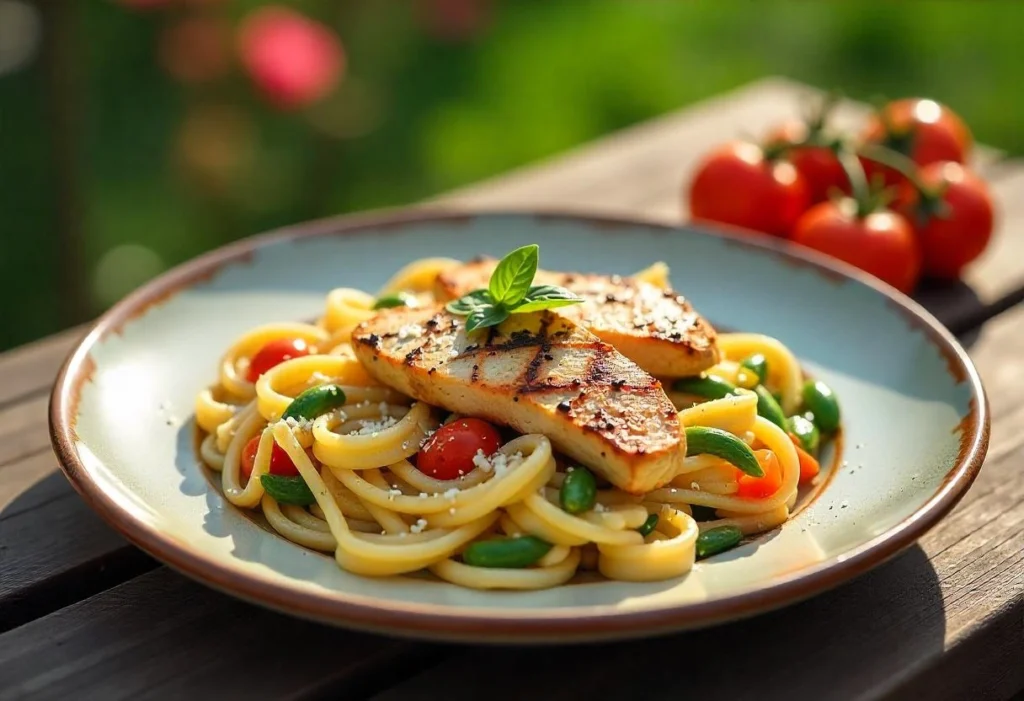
[[240, 435, 301, 478], [416, 418, 503, 481], [765, 121, 848, 204], [897, 162, 995, 280], [247, 338, 312, 382], [861, 98, 973, 188], [736, 450, 783, 499], [688, 141, 810, 238], [791, 199, 922, 294]]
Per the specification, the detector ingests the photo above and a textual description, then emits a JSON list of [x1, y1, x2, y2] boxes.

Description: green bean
[[282, 384, 347, 422], [372, 292, 417, 310], [462, 536, 552, 568], [753, 385, 787, 429], [802, 380, 840, 434], [787, 413, 820, 455], [738, 353, 768, 388], [685, 426, 763, 477], [696, 526, 744, 559], [671, 375, 738, 400], [261, 474, 316, 506], [637, 514, 659, 537], [559, 467, 597, 514]]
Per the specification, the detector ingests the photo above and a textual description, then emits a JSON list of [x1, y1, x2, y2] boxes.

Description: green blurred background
[[2, 0, 1022, 351]]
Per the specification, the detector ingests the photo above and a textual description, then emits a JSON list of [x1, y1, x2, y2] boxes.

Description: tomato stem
[[835, 148, 872, 218]]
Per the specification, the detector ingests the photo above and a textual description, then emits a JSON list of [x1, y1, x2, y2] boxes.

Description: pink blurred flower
[[237, 6, 345, 110]]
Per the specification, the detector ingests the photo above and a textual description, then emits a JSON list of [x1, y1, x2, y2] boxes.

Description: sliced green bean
[[637, 514, 659, 537], [737, 353, 768, 388], [261, 474, 316, 506], [788, 413, 820, 455], [671, 375, 737, 400], [753, 385, 787, 429], [282, 384, 347, 422], [696, 526, 744, 559], [462, 536, 552, 568], [372, 292, 418, 310], [559, 467, 597, 514], [802, 380, 840, 434], [685, 426, 763, 477]]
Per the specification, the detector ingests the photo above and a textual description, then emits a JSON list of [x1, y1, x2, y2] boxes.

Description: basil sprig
[[445, 245, 583, 332]]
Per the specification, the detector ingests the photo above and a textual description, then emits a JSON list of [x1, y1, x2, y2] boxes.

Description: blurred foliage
[[2, 0, 1023, 350]]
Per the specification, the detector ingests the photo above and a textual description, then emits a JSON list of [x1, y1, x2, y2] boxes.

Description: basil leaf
[[509, 285, 584, 314], [465, 304, 510, 332], [488, 244, 538, 306], [446, 289, 493, 316]]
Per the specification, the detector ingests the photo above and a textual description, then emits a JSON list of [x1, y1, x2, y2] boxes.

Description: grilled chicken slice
[[352, 305, 684, 494], [435, 259, 719, 377]]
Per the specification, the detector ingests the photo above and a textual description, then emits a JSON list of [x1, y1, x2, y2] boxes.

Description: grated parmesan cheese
[[410, 518, 428, 534], [352, 416, 398, 436], [442, 488, 460, 501], [387, 488, 402, 501], [397, 323, 424, 340]]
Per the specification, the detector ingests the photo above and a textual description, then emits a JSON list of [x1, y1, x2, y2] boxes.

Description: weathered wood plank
[[0, 326, 81, 409], [0, 569, 436, 701]]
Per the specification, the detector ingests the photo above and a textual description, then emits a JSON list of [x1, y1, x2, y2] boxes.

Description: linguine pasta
[[195, 257, 821, 590]]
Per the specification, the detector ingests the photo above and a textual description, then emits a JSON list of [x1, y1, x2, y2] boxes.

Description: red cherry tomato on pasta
[[790, 199, 922, 294], [247, 338, 311, 382], [896, 161, 995, 280], [241, 435, 301, 478], [860, 98, 972, 188], [417, 418, 503, 481], [736, 450, 783, 499], [765, 121, 848, 205], [688, 141, 810, 238]]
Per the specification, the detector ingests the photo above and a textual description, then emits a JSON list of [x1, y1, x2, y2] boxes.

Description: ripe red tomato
[[861, 98, 973, 187], [791, 199, 922, 294], [688, 141, 810, 237], [765, 121, 848, 204], [417, 418, 503, 481], [241, 435, 301, 478], [897, 162, 994, 279], [247, 338, 312, 382]]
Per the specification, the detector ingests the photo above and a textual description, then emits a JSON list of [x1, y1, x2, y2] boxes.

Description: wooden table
[[1, 77, 1022, 701]]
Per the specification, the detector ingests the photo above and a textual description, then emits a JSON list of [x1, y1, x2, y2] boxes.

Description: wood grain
[[0, 569, 437, 701], [0, 327, 81, 409]]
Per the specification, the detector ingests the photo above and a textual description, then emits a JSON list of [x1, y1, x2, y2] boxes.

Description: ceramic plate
[[50, 210, 988, 643]]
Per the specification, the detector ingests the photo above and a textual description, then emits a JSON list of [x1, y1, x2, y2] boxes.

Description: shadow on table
[[913, 278, 985, 348], [410, 545, 947, 701]]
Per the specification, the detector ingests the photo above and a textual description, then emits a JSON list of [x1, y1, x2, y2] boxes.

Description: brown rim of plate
[[48, 206, 990, 643]]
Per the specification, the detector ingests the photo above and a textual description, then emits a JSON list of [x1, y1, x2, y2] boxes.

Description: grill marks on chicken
[[435, 259, 720, 377], [352, 306, 684, 493]]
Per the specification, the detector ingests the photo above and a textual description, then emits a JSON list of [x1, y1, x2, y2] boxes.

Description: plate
[[50, 210, 989, 643]]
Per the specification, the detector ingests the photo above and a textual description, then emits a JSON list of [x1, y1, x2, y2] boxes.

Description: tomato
[[688, 141, 810, 238], [765, 121, 848, 204], [736, 450, 783, 499], [417, 418, 503, 481], [241, 435, 301, 478], [791, 199, 922, 294], [861, 98, 973, 188], [897, 162, 995, 280], [247, 338, 312, 382]]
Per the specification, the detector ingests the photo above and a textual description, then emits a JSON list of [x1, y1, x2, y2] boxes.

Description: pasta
[[195, 256, 836, 590]]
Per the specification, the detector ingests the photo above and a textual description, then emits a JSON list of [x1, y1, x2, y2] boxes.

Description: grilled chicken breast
[[352, 305, 684, 494], [435, 260, 719, 377]]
